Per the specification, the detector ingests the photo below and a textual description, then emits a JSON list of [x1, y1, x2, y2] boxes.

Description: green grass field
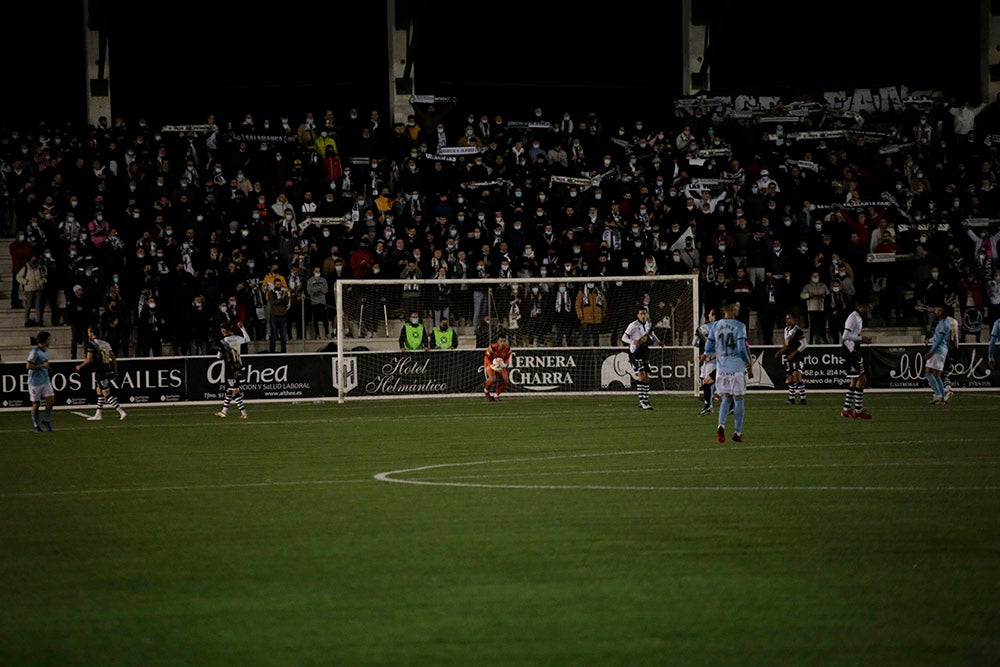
[[2, 392, 998, 666]]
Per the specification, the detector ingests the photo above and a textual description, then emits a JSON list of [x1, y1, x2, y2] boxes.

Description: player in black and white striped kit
[[215, 322, 250, 420], [621, 306, 662, 410], [774, 311, 808, 405], [76, 324, 127, 421]]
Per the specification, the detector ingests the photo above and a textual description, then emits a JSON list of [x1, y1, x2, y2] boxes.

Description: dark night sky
[[0, 1, 981, 129]]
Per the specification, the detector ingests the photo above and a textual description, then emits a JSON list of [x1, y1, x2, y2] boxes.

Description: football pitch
[[2, 392, 998, 666]]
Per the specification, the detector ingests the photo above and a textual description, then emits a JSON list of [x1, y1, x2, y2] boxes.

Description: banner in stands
[[0, 345, 995, 408]]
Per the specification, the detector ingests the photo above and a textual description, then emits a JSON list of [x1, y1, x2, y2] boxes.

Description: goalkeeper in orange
[[483, 335, 512, 402]]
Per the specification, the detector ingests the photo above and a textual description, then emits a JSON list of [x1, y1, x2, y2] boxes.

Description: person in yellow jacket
[[314, 132, 338, 160], [575, 281, 607, 346]]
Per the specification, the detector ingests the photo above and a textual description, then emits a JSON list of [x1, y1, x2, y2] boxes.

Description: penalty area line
[[373, 443, 999, 492], [371, 479, 1000, 492], [0, 478, 370, 499]]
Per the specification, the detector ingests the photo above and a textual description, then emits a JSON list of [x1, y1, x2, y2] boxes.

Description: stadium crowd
[[4, 93, 1000, 357]]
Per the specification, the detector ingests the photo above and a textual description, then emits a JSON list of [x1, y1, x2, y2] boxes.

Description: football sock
[[718, 395, 733, 429], [928, 375, 944, 397], [637, 382, 649, 405], [787, 383, 795, 402], [43, 407, 52, 424], [733, 397, 745, 433], [32, 413, 39, 428], [702, 383, 712, 406], [797, 383, 806, 399], [106, 395, 121, 410], [96, 396, 105, 413], [843, 390, 855, 411], [853, 388, 864, 411]]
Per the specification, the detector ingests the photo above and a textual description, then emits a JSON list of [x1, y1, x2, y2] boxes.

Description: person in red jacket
[[832, 205, 886, 248], [349, 237, 375, 279], [321, 145, 342, 185]]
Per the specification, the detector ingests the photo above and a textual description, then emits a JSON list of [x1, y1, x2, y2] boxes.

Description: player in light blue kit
[[989, 316, 1000, 370], [26, 331, 55, 432], [704, 300, 753, 442], [923, 304, 954, 404]]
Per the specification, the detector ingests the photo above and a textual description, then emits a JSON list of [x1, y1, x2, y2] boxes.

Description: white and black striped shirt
[[622, 319, 659, 354]]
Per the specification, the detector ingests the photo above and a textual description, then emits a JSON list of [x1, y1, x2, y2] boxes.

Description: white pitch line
[[434, 459, 1000, 481], [0, 478, 369, 499], [371, 480, 1000, 492], [4, 444, 994, 498], [0, 414, 499, 436], [373, 443, 1000, 492]]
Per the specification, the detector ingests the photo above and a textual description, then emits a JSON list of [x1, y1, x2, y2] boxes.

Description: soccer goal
[[332, 274, 700, 402]]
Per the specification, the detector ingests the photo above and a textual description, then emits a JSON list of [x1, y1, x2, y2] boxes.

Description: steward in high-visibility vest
[[399, 312, 428, 351], [432, 319, 458, 349]]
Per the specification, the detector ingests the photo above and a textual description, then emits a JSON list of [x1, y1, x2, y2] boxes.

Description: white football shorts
[[714, 370, 747, 396]]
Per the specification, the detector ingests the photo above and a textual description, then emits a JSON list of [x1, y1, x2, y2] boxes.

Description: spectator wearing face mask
[[966, 223, 1000, 261], [575, 281, 607, 346], [182, 294, 212, 355], [38, 247, 62, 326], [9, 231, 34, 309], [826, 277, 852, 343], [267, 285, 290, 354], [399, 311, 429, 352], [553, 283, 578, 346], [135, 294, 164, 358], [305, 265, 330, 339], [16, 253, 47, 327], [314, 129, 338, 163], [799, 271, 831, 344], [99, 298, 129, 357], [457, 125, 483, 150], [914, 266, 948, 337]]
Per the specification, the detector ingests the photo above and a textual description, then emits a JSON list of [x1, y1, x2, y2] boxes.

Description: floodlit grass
[[1, 392, 998, 666]]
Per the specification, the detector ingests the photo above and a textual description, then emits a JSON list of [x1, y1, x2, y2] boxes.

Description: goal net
[[332, 274, 699, 401]]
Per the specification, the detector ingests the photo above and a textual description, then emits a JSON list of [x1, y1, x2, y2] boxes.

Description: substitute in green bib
[[431, 317, 458, 349], [399, 311, 429, 351]]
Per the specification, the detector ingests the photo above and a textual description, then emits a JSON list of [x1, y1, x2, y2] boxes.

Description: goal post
[[333, 274, 700, 402]]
